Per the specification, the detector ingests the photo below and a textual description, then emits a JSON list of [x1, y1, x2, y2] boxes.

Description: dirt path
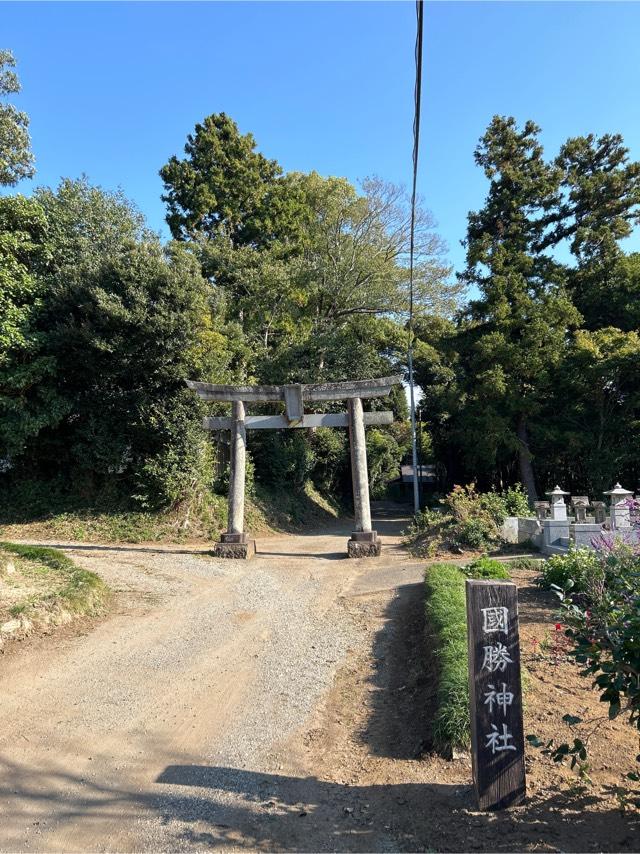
[[0, 503, 424, 852], [1, 504, 639, 852]]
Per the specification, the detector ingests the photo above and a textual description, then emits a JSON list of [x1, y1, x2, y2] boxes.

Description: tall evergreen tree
[[455, 117, 580, 500]]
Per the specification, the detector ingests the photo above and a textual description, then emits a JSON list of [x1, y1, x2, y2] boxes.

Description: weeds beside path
[[0, 542, 108, 650]]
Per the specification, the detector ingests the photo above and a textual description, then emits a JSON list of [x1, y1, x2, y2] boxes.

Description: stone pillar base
[[211, 533, 256, 560], [347, 530, 381, 558]]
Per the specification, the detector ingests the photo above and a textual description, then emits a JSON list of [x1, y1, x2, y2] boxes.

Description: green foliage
[[250, 431, 314, 490], [532, 541, 640, 779], [527, 718, 592, 783], [366, 428, 402, 499], [0, 50, 34, 186], [404, 485, 529, 556], [213, 451, 256, 499], [464, 556, 510, 580], [415, 116, 640, 500], [558, 545, 640, 732], [425, 559, 509, 752], [160, 112, 295, 247], [424, 563, 470, 751], [1, 541, 76, 572], [536, 548, 602, 593], [403, 507, 449, 557], [0, 195, 65, 457], [307, 428, 349, 497], [502, 484, 531, 516], [443, 483, 509, 549], [1, 178, 229, 509]]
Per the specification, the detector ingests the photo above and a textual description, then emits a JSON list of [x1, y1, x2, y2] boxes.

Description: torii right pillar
[[347, 397, 381, 557]]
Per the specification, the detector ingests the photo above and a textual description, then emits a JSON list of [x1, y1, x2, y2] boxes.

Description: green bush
[[502, 484, 531, 517], [404, 483, 534, 556], [444, 484, 503, 549], [366, 428, 402, 499], [464, 555, 510, 580], [425, 558, 510, 752], [536, 548, 602, 593], [402, 507, 448, 557], [557, 543, 640, 738]]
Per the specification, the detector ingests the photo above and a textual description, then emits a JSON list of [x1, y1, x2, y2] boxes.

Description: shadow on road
[[14, 542, 212, 556], [1, 755, 637, 852], [358, 579, 437, 759]]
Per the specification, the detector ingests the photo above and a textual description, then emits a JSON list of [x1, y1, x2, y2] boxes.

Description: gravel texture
[[0, 511, 413, 852]]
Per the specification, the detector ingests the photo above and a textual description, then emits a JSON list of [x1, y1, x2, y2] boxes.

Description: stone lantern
[[603, 483, 634, 530], [545, 486, 570, 521]]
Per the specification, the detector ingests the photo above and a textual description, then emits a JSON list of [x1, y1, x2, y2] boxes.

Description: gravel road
[[0, 505, 421, 852]]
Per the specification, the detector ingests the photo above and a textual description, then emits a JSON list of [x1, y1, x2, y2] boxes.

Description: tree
[[0, 50, 35, 186], [456, 117, 580, 500], [160, 112, 303, 249], [35, 175, 150, 268], [160, 113, 455, 499], [536, 327, 640, 493], [7, 179, 230, 508], [552, 134, 640, 332], [284, 173, 454, 371], [0, 195, 66, 459]]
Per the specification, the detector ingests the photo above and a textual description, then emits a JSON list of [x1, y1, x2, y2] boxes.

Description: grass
[[463, 555, 511, 579], [0, 542, 109, 643], [0, 480, 343, 545], [0, 493, 228, 544], [424, 560, 512, 754]]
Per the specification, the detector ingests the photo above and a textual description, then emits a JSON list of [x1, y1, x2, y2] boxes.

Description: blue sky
[[2, 0, 640, 275]]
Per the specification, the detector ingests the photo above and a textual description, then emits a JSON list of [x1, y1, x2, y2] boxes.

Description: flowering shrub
[[404, 483, 533, 555], [444, 483, 528, 550], [529, 504, 640, 783]]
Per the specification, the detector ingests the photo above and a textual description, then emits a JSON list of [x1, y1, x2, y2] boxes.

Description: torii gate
[[187, 375, 402, 559]]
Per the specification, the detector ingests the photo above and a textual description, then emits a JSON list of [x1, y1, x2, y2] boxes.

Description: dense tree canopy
[[2, 49, 640, 514], [415, 116, 640, 499]]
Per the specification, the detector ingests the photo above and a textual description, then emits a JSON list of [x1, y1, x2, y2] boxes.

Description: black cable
[[407, 0, 424, 515]]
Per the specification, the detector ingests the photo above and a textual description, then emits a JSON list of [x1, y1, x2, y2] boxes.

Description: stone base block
[[347, 531, 381, 558], [211, 539, 256, 560]]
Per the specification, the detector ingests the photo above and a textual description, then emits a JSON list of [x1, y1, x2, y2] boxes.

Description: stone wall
[[501, 517, 543, 549]]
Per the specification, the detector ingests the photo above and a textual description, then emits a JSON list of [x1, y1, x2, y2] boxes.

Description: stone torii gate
[[186, 375, 402, 559]]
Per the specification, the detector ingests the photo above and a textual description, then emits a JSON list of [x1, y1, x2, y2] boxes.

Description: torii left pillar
[[347, 397, 381, 557], [212, 400, 256, 559]]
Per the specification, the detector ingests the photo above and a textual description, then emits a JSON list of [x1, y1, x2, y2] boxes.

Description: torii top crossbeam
[[186, 375, 403, 403], [187, 375, 403, 430]]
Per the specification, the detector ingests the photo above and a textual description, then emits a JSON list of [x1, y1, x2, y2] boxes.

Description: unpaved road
[[0, 504, 428, 852], [4, 506, 639, 853]]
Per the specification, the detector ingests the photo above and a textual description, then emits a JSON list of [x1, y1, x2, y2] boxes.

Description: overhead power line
[[407, 0, 424, 516]]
